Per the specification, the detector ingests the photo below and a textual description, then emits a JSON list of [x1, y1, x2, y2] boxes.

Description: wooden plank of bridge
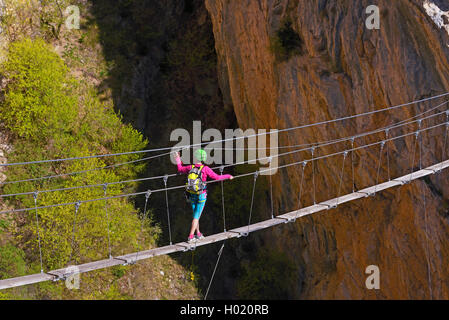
[[0, 273, 55, 290], [119, 231, 237, 264], [1, 159, 448, 290], [229, 218, 285, 236]]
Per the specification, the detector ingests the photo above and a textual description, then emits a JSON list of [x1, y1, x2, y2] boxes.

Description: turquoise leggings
[[190, 192, 207, 220]]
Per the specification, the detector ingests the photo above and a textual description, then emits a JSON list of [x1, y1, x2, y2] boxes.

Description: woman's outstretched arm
[[174, 152, 193, 174], [203, 166, 233, 181]]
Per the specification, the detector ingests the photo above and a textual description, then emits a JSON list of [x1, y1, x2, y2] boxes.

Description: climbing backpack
[[186, 165, 206, 194]]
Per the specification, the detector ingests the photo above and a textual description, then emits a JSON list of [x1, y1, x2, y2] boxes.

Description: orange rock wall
[[205, 0, 449, 299]]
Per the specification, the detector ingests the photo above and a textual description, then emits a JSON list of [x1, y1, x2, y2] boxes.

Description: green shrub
[[270, 19, 304, 62], [111, 265, 127, 279], [0, 291, 12, 300], [0, 218, 10, 233], [237, 249, 297, 299], [22, 158, 142, 269], [0, 244, 27, 279], [0, 0, 78, 41], [0, 38, 151, 274], [0, 38, 77, 140]]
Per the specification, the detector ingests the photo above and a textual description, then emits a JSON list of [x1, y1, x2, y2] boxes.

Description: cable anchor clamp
[[254, 171, 259, 180], [310, 146, 316, 155]]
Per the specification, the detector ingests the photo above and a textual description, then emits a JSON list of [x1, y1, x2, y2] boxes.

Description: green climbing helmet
[[194, 149, 207, 162]]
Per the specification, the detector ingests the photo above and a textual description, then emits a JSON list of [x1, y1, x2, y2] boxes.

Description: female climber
[[174, 149, 233, 243]]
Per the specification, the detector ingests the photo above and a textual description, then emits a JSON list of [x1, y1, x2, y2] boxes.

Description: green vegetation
[[237, 249, 297, 299], [111, 265, 127, 279], [0, 0, 76, 42], [0, 38, 153, 296], [0, 38, 77, 140], [0, 216, 10, 232], [0, 244, 27, 279], [270, 19, 304, 62]]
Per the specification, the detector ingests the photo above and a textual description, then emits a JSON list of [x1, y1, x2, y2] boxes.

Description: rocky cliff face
[[205, 0, 449, 299]]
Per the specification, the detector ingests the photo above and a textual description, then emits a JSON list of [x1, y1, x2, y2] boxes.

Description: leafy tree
[[0, 38, 77, 140], [0, 38, 150, 275], [0, 0, 76, 41]]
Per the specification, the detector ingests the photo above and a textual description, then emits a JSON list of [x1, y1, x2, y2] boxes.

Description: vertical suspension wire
[[135, 190, 151, 263], [374, 141, 385, 195], [439, 112, 449, 173], [351, 137, 356, 192], [103, 184, 112, 259], [385, 129, 391, 181], [69, 201, 81, 264], [204, 242, 225, 300], [408, 130, 419, 183], [247, 171, 259, 235], [163, 175, 172, 245], [335, 151, 347, 207], [268, 157, 274, 219], [219, 166, 227, 231], [33, 192, 44, 273], [324, 156, 332, 201], [311, 147, 316, 204], [419, 123, 423, 170], [296, 161, 307, 210]]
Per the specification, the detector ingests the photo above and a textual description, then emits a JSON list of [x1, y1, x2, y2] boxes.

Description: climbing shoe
[[187, 234, 196, 243], [196, 232, 205, 240]]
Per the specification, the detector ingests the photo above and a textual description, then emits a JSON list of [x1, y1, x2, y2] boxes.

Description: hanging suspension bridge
[[0, 93, 449, 293]]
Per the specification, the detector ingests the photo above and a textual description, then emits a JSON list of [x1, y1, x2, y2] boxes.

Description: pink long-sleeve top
[[176, 157, 232, 194]]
